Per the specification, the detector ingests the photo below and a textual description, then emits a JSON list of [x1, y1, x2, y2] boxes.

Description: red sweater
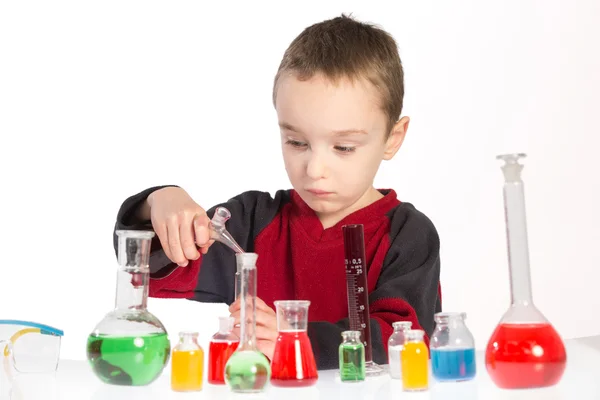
[[115, 187, 442, 369]]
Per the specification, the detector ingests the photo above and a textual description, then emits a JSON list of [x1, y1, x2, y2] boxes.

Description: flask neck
[[503, 181, 534, 306], [236, 254, 259, 349], [115, 268, 148, 311], [115, 230, 153, 311]]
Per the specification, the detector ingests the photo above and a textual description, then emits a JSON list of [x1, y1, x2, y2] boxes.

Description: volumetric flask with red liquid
[[270, 300, 318, 387], [342, 224, 384, 376], [485, 154, 567, 389]]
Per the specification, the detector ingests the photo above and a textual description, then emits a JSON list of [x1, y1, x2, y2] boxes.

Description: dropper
[[209, 207, 245, 254]]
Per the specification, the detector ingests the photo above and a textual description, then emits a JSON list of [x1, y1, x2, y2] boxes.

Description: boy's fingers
[[154, 223, 173, 262], [229, 298, 240, 313], [200, 239, 215, 255], [180, 218, 200, 261], [254, 310, 278, 331], [193, 214, 211, 246], [254, 325, 278, 342], [255, 297, 275, 315], [166, 218, 188, 266]]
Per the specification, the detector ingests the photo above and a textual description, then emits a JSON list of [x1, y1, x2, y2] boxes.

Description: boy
[[114, 14, 441, 370]]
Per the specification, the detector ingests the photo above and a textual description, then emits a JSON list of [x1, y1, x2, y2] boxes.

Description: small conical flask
[[224, 253, 271, 393], [86, 230, 171, 386], [485, 154, 567, 389]]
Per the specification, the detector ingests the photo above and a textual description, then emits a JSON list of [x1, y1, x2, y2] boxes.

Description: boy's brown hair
[[273, 14, 404, 136]]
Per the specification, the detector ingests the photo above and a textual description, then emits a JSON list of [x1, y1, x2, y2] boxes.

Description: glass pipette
[[209, 207, 245, 254]]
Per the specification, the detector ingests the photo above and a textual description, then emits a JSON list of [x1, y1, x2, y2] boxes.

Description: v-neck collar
[[289, 189, 400, 243]]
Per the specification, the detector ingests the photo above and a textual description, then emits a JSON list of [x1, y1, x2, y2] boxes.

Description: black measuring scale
[[342, 224, 384, 376]]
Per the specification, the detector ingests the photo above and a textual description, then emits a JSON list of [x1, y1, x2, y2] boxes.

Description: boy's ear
[[383, 116, 410, 160]]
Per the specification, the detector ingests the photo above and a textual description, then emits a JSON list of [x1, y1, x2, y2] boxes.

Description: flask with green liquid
[[86, 230, 171, 386]]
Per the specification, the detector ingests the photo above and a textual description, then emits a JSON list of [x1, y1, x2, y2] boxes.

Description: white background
[[1, 0, 598, 362]]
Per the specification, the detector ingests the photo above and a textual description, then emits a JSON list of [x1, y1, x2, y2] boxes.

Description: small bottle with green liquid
[[86, 230, 171, 386]]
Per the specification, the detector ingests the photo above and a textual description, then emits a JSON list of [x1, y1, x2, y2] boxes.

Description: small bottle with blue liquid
[[430, 312, 476, 382]]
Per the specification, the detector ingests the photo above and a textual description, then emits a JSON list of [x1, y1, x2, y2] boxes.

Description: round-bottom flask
[[86, 230, 170, 386]]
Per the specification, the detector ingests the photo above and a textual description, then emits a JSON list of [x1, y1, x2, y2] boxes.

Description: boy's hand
[[229, 297, 283, 361], [146, 187, 214, 266]]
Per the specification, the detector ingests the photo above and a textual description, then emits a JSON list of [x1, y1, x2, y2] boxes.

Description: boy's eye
[[285, 139, 307, 148], [335, 145, 356, 153]]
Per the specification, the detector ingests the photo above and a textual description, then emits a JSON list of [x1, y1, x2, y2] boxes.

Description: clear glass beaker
[[485, 154, 567, 389], [86, 230, 171, 386], [224, 253, 271, 393], [339, 330, 366, 382], [270, 300, 318, 387], [430, 312, 476, 382], [387, 321, 412, 379], [208, 316, 239, 384], [171, 331, 204, 392]]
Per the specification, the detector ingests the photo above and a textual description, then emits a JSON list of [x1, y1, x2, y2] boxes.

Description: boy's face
[[275, 72, 408, 225]]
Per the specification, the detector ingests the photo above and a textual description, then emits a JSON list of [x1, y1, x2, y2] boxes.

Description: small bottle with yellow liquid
[[401, 329, 429, 392], [171, 331, 204, 391]]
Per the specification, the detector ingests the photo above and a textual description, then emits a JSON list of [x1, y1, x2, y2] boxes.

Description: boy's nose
[[306, 153, 327, 180]]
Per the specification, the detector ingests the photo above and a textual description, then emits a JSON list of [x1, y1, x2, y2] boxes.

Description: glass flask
[[430, 312, 476, 382], [86, 230, 170, 386], [401, 329, 429, 392], [171, 331, 204, 392], [224, 253, 271, 393], [342, 224, 384, 376], [208, 316, 239, 384], [270, 300, 318, 387], [339, 330, 366, 382], [485, 154, 567, 389], [387, 321, 412, 379]]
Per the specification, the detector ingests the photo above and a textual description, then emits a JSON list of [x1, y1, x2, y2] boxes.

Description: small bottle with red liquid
[[208, 316, 239, 385], [485, 154, 567, 389], [270, 300, 318, 387]]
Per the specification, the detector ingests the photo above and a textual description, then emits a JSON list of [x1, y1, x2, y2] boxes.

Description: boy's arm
[[307, 204, 441, 370], [113, 187, 288, 304]]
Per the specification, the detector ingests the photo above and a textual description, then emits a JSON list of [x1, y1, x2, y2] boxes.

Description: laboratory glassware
[[485, 153, 567, 389], [224, 253, 271, 393], [270, 300, 318, 387], [430, 312, 476, 381], [387, 321, 412, 379], [208, 316, 239, 384], [401, 329, 429, 392], [86, 230, 170, 386], [339, 330, 366, 382], [342, 224, 384, 376], [171, 331, 204, 392]]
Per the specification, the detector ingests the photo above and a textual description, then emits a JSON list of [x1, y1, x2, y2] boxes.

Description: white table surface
[[2, 336, 600, 400]]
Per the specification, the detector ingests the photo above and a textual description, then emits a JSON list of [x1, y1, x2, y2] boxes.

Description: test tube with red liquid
[[342, 224, 384, 376], [485, 154, 567, 389]]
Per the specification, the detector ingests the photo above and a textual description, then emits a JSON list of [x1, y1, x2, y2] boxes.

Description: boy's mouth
[[306, 188, 333, 196]]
